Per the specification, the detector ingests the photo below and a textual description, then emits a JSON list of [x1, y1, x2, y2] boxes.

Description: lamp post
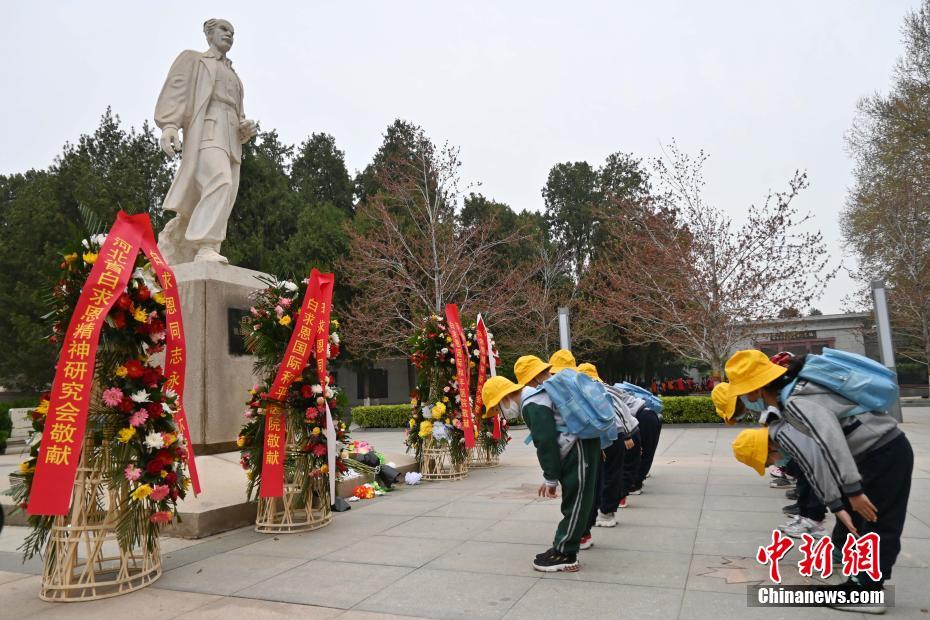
[[558, 306, 571, 351], [871, 279, 902, 422]]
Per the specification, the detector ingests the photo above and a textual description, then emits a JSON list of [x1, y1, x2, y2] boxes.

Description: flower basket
[[40, 439, 161, 602], [254, 409, 332, 533], [467, 443, 500, 469], [419, 437, 468, 481]]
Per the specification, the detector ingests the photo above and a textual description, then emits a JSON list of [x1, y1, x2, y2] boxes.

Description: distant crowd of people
[[648, 376, 718, 396]]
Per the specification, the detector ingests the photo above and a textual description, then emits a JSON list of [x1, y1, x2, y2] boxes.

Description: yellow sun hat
[[481, 376, 523, 416], [731, 427, 770, 476], [711, 382, 737, 421], [576, 362, 601, 381], [549, 349, 577, 373], [725, 350, 787, 396], [514, 355, 552, 386]]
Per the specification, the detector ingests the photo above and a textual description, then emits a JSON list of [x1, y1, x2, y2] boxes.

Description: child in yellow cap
[[513, 354, 600, 573], [725, 349, 913, 601]]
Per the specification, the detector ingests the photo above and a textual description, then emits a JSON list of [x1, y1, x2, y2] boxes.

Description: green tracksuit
[[522, 389, 600, 555]]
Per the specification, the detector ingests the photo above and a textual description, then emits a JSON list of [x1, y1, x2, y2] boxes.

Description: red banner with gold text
[[137, 220, 200, 494], [259, 269, 331, 498], [312, 274, 336, 500], [474, 315, 501, 439], [444, 304, 475, 449], [29, 212, 187, 514]]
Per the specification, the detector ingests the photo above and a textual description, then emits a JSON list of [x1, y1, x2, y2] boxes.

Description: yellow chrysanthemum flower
[[442, 396, 450, 403], [183, 478, 192, 489], [36, 399, 49, 414], [160, 470, 168, 478], [133, 307, 149, 323], [114, 365, 128, 378], [320, 464, 329, 475], [19, 461, 35, 474], [409, 418, 417, 428], [117, 427, 136, 443], [64, 252, 78, 264], [312, 427, 321, 436], [445, 418, 451, 425], [279, 315, 292, 326], [418, 420, 433, 438], [236, 435, 246, 448], [82, 251, 98, 264], [130, 484, 153, 501], [152, 292, 166, 306], [163, 432, 177, 447]]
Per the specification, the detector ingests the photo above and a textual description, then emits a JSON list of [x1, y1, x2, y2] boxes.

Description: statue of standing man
[[155, 19, 257, 264]]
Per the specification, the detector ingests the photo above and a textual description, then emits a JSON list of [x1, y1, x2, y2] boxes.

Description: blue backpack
[[614, 381, 664, 414], [541, 369, 618, 448], [779, 348, 899, 417]]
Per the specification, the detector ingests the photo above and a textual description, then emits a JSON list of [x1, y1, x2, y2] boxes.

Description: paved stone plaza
[[0, 410, 928, 619]]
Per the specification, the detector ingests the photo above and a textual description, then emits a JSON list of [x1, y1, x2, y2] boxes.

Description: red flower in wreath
[[125, 359, 144, 379]]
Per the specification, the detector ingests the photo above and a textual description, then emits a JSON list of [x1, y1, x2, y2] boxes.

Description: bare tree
[[587, 142, 835, 375], [340, 132, 536, 359]]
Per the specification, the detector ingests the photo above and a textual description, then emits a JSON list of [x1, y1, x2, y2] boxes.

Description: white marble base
[[172, 261, 268, 451]]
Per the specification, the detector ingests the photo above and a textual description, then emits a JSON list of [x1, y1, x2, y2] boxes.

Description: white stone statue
[[155, 18, 257, 264]]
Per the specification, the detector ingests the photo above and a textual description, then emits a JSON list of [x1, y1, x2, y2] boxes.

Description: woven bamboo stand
[[468, 442, 501, 468], [420, 437, 468, 480], [255, 421, 332, 534], [40, 440, 161, 602]]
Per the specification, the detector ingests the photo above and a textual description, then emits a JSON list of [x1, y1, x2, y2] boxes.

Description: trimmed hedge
[[352, 404, 411, 428], [660, 396, 720, 424], [350, 397, 720, 428]]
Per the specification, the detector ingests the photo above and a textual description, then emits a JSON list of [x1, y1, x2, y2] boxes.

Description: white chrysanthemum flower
[[130, 389, 150, 403], [144, 431, 165, 449], [331, 333, 340, 345], [164, 389, 177, 399], [324, 388, 334, 399], [162, 402, 173, 413], [432, 423, 449, 441], [282, 281, 298, 292], [311, 384, 324, 395]]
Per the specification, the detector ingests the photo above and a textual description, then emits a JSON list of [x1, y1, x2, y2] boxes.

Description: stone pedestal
[[173, 261, 268, 453]]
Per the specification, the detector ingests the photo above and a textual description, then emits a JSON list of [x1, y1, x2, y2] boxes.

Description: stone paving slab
[[1, 413, 929, 617]]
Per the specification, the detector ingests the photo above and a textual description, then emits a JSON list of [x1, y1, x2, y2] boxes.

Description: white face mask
[[499, 398, 521, 421]]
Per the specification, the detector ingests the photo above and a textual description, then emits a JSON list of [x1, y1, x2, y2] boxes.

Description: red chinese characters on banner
[[259, 269, 333, 499], [758, 530, 882, 582], [841, 532, 882, 581], [797, 534, 834, 578], [756, 529, 794, 584], [444, 304, 475, 449]]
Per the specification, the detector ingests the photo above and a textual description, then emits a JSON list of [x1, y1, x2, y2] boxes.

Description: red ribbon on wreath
[[29, 211, 199, 515], [259, 269, 334, 498]]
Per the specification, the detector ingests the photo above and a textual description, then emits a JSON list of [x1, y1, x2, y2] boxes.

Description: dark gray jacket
[[770, 380, 901, 511]]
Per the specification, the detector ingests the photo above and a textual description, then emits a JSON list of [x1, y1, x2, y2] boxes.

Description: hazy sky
[[1, 1, 919, 312]]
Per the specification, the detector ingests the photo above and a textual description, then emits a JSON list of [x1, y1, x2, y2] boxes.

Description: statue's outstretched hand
[[160, 127, 181, 158], [239, 119, 258, 143]]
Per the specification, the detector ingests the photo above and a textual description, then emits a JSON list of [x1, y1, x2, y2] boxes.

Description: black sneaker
[[532, 548, 579, 572], [770, 477, 795, 489], [785, 488, 799, 501], [828, 578, 887, 615], [782, 502, 800, 515]]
